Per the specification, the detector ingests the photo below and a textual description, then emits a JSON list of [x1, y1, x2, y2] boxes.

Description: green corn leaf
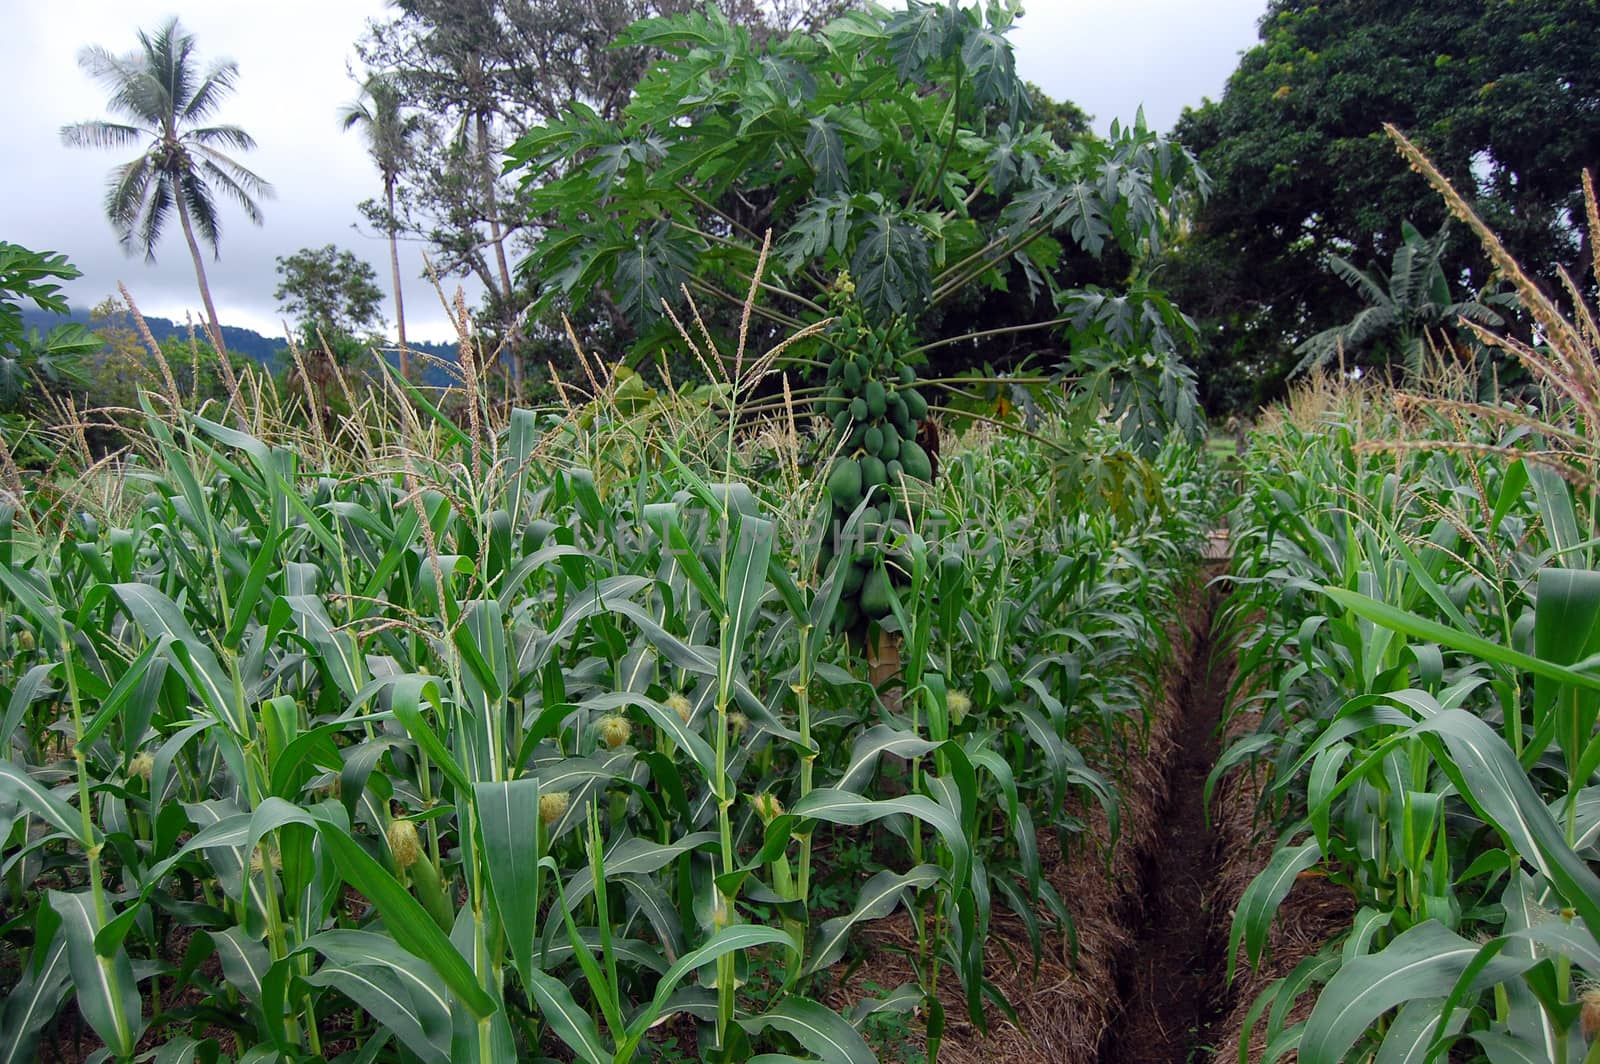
[[838, 725, 939, 792], [1528, 462, 1582, 564], [525, 969, 611, 1064], [1465, 1029, 1559, 1064], [307, 807, 497, 1018], [0, 907, 69, 1064], [621, 924, 793, 1052], [0, 761, 96, 846], [1322, 586, 1600, 692], [1373, 998, 1463, 1064], [805, 864, 941, 975], [385, 674, 473, 797], [1228, 838, 1320, 982], [303, 963, 450, 1064], [791, 788, 969, 890], [1300, 921, 1489, 1064], [1409, 709, 1600, 935], [297, 928, 453, 1050], [473, 777, 542, 987], [741, 997, 878, 1064], [724, 511, 774, 662], [1533, 568, 1600, 778], [49, 890, 143, 1057]]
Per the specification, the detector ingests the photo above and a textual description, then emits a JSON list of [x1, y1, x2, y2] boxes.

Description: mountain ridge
[[19, 306, 462, 370]]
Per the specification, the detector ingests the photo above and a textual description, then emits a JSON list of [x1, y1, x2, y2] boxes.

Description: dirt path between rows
[[1100, 563, 1229, 1064]]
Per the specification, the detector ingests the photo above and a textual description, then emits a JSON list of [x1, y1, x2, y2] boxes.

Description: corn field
[[1215, 137, 1600, 1062], [0, 339, 1212, 1061]]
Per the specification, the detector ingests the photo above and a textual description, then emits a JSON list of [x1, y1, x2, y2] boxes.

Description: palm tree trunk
[[386, 175, 410, 380], [175, 193, 228, 358]]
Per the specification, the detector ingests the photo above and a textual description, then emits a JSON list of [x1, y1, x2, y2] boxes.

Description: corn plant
[[0, 294, 1211, 1062], [1217, 138, 1600, 1064]]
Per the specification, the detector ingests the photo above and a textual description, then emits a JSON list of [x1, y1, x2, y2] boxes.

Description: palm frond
[[196, 158, 267, 226], [104, 154, 155, 236], [183, 59, 243, 123], [191, 144, 274, 201], [186, 125, 258, 153], [142, 18, 198, 128], [75, 45, 169, 126], [131, 174, 174, 263], [179, 170, 223, 255], [59, 120, 147, 150]]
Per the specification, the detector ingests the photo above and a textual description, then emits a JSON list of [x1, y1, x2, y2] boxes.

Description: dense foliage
[[1168, 0, 1600, 412], [1216, 141, 1600, 1061], [0, 328, 1213, 1060], [508, 3, 1203, 376], [274, 245, 388, 341]]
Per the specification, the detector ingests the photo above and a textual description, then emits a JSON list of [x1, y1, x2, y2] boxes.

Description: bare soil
[[1099, 579, 1228, 1064]]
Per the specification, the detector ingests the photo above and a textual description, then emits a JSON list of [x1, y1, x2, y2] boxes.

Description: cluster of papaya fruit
[[819, 344, 935, 627]]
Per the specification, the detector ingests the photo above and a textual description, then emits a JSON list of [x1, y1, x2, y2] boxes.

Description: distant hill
[[19, 307, 461, 383]]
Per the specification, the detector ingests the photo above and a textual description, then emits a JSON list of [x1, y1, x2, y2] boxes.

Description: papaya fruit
[[860, 566, 893, 616], [904, 388, 927, 422], [900, 440, 932, 482], [864, 378, 887, 419], [860, 455, 887, 491], [826, 459, 863, 509]]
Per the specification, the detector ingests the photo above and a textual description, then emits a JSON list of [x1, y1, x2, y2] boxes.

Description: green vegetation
[[1217, 132, 1600, 1061], [11, 1, 1600, 1061], [60, 16, 273, 357], [0, 314, 1211, 1059]]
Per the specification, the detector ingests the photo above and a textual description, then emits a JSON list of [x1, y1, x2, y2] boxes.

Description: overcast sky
[[1, 0, 1265, 343]]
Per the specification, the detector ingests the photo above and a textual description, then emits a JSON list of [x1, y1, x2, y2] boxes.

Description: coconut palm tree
[[339, 72, 419, 376], [60, 17, 272, 357], [1292, 221, 1506, 381]]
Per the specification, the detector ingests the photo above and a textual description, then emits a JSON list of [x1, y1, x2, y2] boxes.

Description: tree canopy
[[507, 2, 1203, 392], [1166, 0, 1600, 412], [274, 245, 387, 340], [60, 17, 272, 356]]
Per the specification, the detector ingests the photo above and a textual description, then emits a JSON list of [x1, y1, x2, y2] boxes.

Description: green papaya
[[864, 378, 887, 419], [860, 455, 887, 490], [850, 396, 868, 421], [861, 566, 894, 617], [886, 459, 904, 484], [880, 430, 901, 462], [898, 363, 916, 385], [826, 459, 863, 509], [904, 388, 928, 422], [843, 359, 863, 392], [864, 425, 884, 456], [843, 559, 866, 594], [900, 440, 932, 482]]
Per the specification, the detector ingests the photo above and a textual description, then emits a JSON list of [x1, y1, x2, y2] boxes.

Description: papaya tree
[[506, 0, 1205, 625]]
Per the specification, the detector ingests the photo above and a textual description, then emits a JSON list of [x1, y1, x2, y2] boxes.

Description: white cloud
[[1011, 0, 1264, 133]]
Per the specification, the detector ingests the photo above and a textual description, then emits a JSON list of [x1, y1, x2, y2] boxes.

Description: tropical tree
[[1292, 221, 1507, 380], [1166, 0, 1600, 411], [0, 242, 99, 466], [60, 17, 272, 357], [274, 244, 387, 341], [340, 72, 419, 375]]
